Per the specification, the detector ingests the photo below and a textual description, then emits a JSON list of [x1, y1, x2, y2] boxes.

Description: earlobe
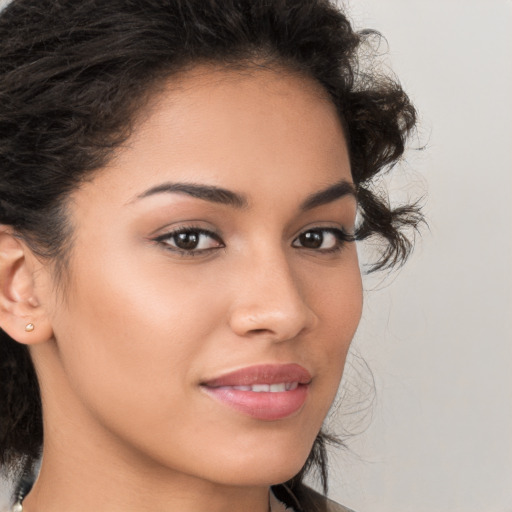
[[0, 226, 54, 345]]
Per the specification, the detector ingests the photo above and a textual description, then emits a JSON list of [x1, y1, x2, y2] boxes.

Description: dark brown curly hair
[[0, 0, 422, 509]]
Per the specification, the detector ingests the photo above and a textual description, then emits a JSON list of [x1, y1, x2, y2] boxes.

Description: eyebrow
[[135, 182, 248, 208], [134, 178, 356, 210], [299, 179, 357, 211]]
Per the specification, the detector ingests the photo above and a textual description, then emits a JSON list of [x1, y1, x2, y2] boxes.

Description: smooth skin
[[0, 67, 363, 512]]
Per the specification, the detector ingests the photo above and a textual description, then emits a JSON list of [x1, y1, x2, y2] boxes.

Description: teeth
[[229, 383, 299, 392], [252, 384, 270, 392]]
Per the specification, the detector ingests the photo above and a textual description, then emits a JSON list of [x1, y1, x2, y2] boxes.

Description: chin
[[198, 433, 316, 487], [207, 461, 306, 488]]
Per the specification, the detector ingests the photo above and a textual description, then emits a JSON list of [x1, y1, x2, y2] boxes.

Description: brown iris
[[298, 230, 324, 249]]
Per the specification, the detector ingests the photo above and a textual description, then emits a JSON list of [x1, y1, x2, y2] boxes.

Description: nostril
[[247, 328, 272, 336]]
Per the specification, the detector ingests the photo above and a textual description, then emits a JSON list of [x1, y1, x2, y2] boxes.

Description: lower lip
[[201, 385, 309, 421]]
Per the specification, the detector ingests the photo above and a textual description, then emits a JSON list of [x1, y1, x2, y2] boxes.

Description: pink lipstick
[[201, 364, 311, 421]]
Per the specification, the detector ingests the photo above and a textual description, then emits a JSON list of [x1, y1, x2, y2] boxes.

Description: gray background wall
[[328, 1, 512, 511], [1, 1, 511, 511]]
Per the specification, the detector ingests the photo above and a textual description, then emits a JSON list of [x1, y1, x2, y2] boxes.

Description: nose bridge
[[228, 244, 316, 341]]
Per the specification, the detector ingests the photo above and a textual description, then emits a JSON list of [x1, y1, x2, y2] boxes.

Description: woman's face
[[36, 67, 363, 487]]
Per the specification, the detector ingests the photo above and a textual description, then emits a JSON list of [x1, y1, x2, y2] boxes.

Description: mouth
[[200, 364, 311, 421], [219, 382, 300, 392]]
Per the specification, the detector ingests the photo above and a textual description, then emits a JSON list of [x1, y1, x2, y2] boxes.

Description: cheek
[[326, 281, 362, 362], [308, 254, 363, 394], [50, 250, 224, 422], [305, 249, 363, 342], [47, 255, 238, 475]]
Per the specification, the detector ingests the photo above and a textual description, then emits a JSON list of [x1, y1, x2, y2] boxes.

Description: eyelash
[[153, 227, 224, 257], [291, 227, 355, 254], [153, 226, 354, 257]]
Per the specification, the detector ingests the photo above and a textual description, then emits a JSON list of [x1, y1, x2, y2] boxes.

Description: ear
[[0, 226, 54, 345]]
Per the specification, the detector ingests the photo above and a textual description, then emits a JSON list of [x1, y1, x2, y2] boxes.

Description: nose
[[228, 251, 318, 342]]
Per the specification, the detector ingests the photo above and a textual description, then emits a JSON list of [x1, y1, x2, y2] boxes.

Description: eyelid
[[153, 225, 222, 241], [150, 222, 355, 257], [291, 226, 355, 252], [292, 222, 355, 240], [152, 225, 225, 256]]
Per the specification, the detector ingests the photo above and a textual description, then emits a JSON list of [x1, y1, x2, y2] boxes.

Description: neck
[[24, 455, 271, 512]]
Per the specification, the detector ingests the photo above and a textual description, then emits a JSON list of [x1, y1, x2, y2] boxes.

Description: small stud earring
[[25, 323, 35, 332]]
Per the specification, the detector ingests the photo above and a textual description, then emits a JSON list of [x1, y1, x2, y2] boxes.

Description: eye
[[292, 227, 353, 252], [154, 227, 224, 255]]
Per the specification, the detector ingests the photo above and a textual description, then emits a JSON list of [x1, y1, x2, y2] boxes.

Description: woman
[[0, 1, 421, 511]]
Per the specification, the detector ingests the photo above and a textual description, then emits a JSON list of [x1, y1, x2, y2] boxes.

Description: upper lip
[[201, 364, 312, 387]]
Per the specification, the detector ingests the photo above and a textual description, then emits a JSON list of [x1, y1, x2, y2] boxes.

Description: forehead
[[89, 65, 351, 205]]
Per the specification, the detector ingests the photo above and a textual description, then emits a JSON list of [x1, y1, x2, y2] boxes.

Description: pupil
[[175, 232, 199, 250], [300, 231, 323, 248]]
